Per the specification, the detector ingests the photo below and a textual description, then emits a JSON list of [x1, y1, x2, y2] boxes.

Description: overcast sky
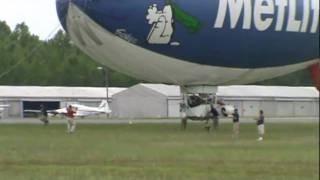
[[0, 0, 62, 40]]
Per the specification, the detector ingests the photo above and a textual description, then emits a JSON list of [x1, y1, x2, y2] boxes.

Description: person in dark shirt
[[254, 110, 265, 141], [39, 104, 49, 125], [211, 104, 220, 130], [232, 109, 240, 139]]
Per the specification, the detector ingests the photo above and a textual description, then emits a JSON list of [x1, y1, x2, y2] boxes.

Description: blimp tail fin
[[310, 62, 320, 91]]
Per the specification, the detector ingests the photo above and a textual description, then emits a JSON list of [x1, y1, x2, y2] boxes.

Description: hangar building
[[0, 85, 318, 119], [0, 86, 125, 118], [111, 84, 319, 118], [111, 84, 181, 118], [218, 86, 319, 117]]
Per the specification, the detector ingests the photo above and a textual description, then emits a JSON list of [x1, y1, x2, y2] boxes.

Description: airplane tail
[[98, 100, 111, 114]]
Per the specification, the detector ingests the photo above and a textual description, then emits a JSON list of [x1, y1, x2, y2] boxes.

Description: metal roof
[[0, 86, 126, 98], [0, 85, 318, 99], [140, 84, 181, 97], [217, 86, 319, 98], [141, 84, 318, 98]]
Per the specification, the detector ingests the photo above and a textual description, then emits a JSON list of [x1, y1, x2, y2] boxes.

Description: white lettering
[[310, 0, 319, 33], [300, 0, 310, 32], [242, 0, 252, 29], [214, 0, 317, 33], [287, 0, 301, 32], [254, 0, 274, 31], [214, 0, 252, 29], [275, 0, 287, 31], [214, 0, 228, 28]]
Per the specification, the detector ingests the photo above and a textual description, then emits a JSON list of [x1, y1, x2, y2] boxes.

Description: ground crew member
[[40, 104, 49, 125], [66, 105, 77, 133], [254, 110, 265, 141], [232, 108, 240, 139], [211, 104, 220, 130]]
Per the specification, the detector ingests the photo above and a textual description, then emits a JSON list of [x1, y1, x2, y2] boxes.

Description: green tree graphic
[[166, 0, 202, 32]]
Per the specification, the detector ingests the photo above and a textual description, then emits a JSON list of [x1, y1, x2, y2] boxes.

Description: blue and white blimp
[[56, 0, 319, 86]]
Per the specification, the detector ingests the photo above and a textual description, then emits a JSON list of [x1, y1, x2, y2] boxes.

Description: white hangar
[[218, 86, 319, 117], [110, 84, 181, 118], [110, 84, 319, 118], [0, 85, 318, 119]]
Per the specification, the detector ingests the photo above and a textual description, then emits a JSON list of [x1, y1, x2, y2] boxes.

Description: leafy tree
[[0, 23, 140, 87], [256, 69, 313, 86]]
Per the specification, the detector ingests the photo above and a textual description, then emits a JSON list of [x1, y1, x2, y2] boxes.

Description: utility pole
[[97, 66, 109, 101], [97, 66, 110, 118]]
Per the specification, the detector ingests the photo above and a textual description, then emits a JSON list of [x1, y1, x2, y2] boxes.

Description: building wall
[[61, 99, 103, 108], [8, 100, 22, 118], [276, 101, 294, 117], [111, 85, 167, 118], [0, 87, 318, 119], [0, 100, 10, 118], [315, 101, 320, 117], [224, 98, 318, 117], [260, 101, 277, 117], [167, 99, 181, 118], [293, 101, 312, 117]]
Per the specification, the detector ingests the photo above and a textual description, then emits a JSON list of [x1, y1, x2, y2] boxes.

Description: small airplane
[[53, 100, 111, 117], [25, 100, 111, 118], [0, 104, 10, 119]]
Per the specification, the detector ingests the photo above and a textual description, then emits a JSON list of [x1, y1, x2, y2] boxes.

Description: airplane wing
[[73, 110, 107, 117], [48, 108, 67, 116], [27, 101, 113, 118], [24, 110, 41, 113], [72, 101, 112, 117], [23, 109, 66, 117]]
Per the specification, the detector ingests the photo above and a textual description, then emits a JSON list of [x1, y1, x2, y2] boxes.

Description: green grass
[[0, 122, 318, 180]]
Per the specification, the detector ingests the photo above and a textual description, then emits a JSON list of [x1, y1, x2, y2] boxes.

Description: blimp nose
[[56, 0, 89, 31], [56, 0, 70, 30]]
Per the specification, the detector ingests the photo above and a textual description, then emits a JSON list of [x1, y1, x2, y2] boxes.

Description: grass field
[[0, 122, 318, 180]]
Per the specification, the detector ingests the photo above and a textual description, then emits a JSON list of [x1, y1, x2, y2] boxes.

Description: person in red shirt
[[66, 105, 77, 133]]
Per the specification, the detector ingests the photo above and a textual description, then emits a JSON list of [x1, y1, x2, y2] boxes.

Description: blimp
[[56, 0, 319, 121], [56, 0, 319, 87]]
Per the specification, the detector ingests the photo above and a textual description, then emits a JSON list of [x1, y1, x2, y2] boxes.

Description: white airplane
[[25, 100, 111, 118], [0, 104, 10, 119], [53, 100, 111, 117]]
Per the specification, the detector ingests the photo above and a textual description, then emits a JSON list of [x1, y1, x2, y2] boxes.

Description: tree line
[[0, 21, 314, 87], [0, 21, 140, 87]]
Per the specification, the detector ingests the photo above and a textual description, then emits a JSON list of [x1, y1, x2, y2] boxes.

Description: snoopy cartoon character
[[146, 4, 173, 44]]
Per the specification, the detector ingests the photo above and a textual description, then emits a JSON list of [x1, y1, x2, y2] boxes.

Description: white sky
[[0, 0, 62, 40]]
